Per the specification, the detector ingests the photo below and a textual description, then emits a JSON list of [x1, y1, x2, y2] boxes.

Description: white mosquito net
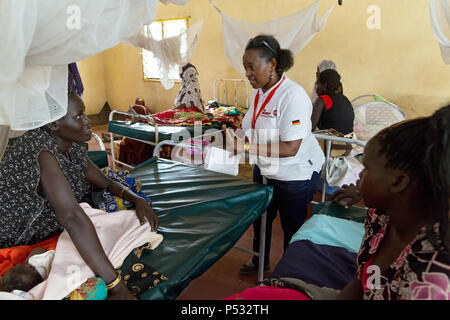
[[210, 0, 334, 76], [124, 20, 204, 90], [0, 0, 189, 159], [429, 0, 450, 64]]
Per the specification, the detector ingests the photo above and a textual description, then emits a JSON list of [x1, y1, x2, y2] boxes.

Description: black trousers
[[251, 165, 320, 266]]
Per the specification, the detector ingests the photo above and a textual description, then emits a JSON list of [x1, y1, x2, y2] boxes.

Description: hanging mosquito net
[[124, 20, 204, 90], [209, 0, 334, 76], [429, 0, 450, 64], [0, 0, 189, 159]]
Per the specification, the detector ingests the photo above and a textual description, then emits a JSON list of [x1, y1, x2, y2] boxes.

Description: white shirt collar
[[257, 73, 286, 97]]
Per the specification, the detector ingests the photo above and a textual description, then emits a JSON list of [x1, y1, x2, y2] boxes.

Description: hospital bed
[[351, 94, 406, 143], [107, 79, 250, 169], [119, 152, 272, 300], [267, 134, 368, 291], [268, 201, 366, 290], [103, 102, 369, 299], [108, 110, 226, 168], [137, 132, 366, 295]]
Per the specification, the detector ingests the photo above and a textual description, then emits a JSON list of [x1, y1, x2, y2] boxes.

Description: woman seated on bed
[[225, 104, 450, 300], [310, 60, 340, 103], [332, 104, 449, 300], [311, 69, 354, 135], [173, 62, 205, 113], [0, 91, 159, 300], [130, 97, 153, 117]]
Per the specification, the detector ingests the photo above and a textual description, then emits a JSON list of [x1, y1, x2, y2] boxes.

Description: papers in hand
[[204, 147, 241, 176]]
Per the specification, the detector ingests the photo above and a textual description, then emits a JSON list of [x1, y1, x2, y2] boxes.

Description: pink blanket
[[29, 203, 163, 300]]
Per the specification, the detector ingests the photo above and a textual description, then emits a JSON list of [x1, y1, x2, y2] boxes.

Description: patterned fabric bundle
[[66, 277, 107, 300], [66, 244, 169, 300], [88, 168, 151, 213]]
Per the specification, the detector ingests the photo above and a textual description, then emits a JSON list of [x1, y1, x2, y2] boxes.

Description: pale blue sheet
[[290, 214, 365, 253]]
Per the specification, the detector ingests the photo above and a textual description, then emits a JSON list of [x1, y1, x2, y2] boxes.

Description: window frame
[[142, 17, 190, 83]]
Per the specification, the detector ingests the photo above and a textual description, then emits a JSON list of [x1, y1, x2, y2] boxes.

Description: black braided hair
[[375, 105, 450, 253], [318, 69, 342, 94], [245, 34, 294, 75]]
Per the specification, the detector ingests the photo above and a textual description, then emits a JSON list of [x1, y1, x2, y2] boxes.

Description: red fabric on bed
[[154, 107, 201, 120], [119, 137, 154, 166], [223, 286, 311, 300], [0, 235, 59, 276]]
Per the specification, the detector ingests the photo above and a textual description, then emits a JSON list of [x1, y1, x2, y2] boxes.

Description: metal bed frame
[[108, 110, 156, 169], [213, 78, 251, 109], [151, 133, 366, 284], [108, 110, 224, 170], [152, 139, 268, 285], [107, 79, 251, 170], [312, 132, 366, 203]]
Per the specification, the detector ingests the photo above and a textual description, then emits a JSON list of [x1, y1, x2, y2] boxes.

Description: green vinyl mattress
[[125, 157, 273, 300], [108, 120, 224, 143]]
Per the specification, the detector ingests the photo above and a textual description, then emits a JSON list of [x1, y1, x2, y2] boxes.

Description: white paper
[[204, 146, 241, 176]]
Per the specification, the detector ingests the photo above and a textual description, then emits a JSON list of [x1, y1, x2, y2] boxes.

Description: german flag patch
[[291, 120, 300, 126]]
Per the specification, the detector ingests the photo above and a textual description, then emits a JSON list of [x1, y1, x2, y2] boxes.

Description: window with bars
[[142, 17, 189, 81]]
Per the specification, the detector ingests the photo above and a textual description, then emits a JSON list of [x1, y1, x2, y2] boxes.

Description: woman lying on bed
[[0, 91, 159, 300]]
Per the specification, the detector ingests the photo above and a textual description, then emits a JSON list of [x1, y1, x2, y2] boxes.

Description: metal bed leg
[[110, 132, 117, 170], [257, 176, 268, 285], [321, 140, 332, 203], [257, 210, 267, 285]]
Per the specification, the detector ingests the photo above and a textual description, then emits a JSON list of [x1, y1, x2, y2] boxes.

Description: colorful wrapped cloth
[[116, 245, 168, 298], [89, 168, 151, 213], [66, 245, 169, 300], [153, 106, 211, 126], [66, 277, 107, 300]]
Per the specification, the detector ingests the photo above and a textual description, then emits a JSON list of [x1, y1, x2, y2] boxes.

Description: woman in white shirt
[[224, 35, 325, 274]]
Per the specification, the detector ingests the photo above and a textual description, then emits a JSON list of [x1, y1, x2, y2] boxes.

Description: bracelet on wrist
[[106, 273, 122, 291]]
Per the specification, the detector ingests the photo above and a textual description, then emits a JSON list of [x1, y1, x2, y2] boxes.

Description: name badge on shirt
[[261, 110, 275, 118]]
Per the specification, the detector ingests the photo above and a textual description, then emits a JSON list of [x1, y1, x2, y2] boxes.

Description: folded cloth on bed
[[153, 107, 211, 126], [290, 214, 364, 253], [269, 240, 357, 290], [152, 106, 244, 128], [28, 203, 163, 300]]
